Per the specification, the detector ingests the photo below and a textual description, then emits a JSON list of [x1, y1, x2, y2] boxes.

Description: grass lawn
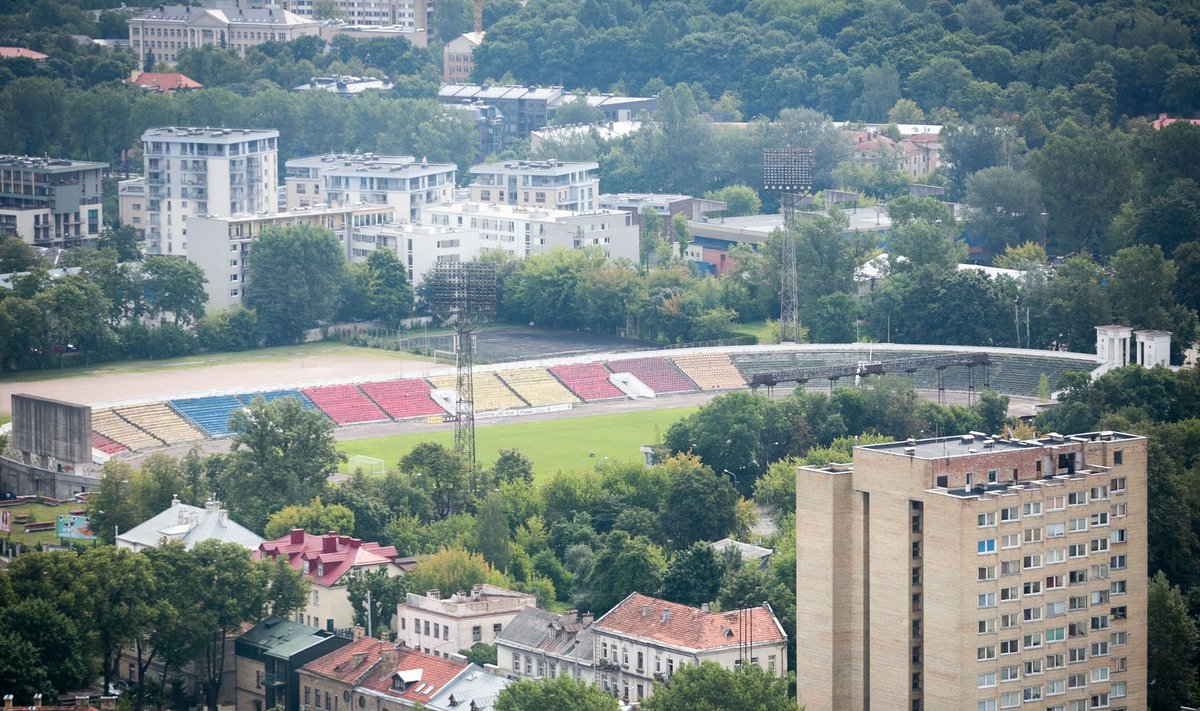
[[339, 406, 699, 481], [0, 341, 432, 384], [0, 500, 85, 548], [733, 321, 776, 344]]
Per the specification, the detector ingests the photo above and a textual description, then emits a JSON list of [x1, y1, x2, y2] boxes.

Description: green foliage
[[263, 498, 356, 540], [581, 531, 666, 613], [345, 568, 407, 634], [398, 442, 473, 519], [475, 491, 511, 572], [461, 642, 498, 668], [494, 675, 618, 711], [660, 542, 722, 607], [703, 185, 762, 218], [658, 455, 739, 549], [245, 225, 347, 346], [196, 306, 260, 352], [1149, 571, 1200, 711], [404, 547, 512, 598], [639, 661, 794, 711]]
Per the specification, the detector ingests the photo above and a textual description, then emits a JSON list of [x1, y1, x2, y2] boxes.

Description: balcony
[[596, 659, 619, 672]]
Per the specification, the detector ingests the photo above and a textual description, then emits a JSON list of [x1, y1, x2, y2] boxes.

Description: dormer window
[[303, 560, 311, 574], [317, 562, 325, 577]]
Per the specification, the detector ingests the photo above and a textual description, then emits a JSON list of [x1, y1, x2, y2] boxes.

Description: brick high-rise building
[[797, 430, 1146, 711]]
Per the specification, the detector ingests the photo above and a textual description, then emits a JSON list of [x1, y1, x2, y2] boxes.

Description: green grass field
[[339, 406, 699, 480], [0, 501, 83, 547]]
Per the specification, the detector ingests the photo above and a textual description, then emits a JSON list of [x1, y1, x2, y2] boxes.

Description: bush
[[196, 306, 260, 352], [147, 323, 197, 359]]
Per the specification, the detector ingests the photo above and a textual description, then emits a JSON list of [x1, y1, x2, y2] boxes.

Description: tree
[[245, 225, 347, 345], [224, 396, 346, 531], [363, 249, 414, 327], [491, 449, 534, 485], [550, 94, 606, 125], [0, 598, 93, 692], [461, 642, 497, 667], [658, 456, 739, 548], [142, 255, 208, 325], [404, 547, 511, 598], [993, 241, 1047, 270], [703, 185, 762, 217], [581, 531, 666, 613], [345, 569, 406, 635], [974, 390, 1009, 434], [670, 212, 691, 256], [77, 546, 157, 693], [0, 232, 38, 273], [0, 634, 52, 705], [1149, 571, 1200, 711], [639, 206, 666, 266], [494, 675, 618, 711], [476, 491, 511, 572], [1029, 128, 1131, 255], [660, 542, 722, 606], [962, 166, 1043, 258], [398, 442, 472, 519], [639, 661, 794, 711], [85, 460, 143, 545], [263, 497, 356, 540]]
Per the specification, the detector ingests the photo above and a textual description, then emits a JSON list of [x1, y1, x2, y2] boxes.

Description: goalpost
[[348, 455, 385, 476]]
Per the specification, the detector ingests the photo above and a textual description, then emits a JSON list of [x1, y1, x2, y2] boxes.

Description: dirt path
[[0, 351, 435, 413]]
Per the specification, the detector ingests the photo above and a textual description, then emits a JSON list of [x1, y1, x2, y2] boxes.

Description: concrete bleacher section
[[548, 363, 626, 402], [607, 356, 698, 395], [497, 368, 580, 407], [427, 373, 528, 412], [92, 408, 165, 451], [670, 352, 747, 390], [360, 379, 448, 419], [91, 432, 128, 455], [169, 395, 245, 436], [238, 389, 317, 409], [302, 385, 389, 424], [114, 402, 206, 446]]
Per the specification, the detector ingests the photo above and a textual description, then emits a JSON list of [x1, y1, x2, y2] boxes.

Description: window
[[1111, 631, 1127, 647], [979, 512, 997, 527], [979, 593, 996, 609], [1047, 523, 1066, 538], [1047, 548, 1066, 564], [978, 671, 997, 688], [979, 618, 996, 634], [1091, 564, 1109, 581], [1001, 533, 1021, 549], [1068, 543, 1088, 558], [1090, 640, 1109, 657], [1024, 527, 1043, 543], [1001, 506, 1020, 522], [1090, 590, 1110, 605], [1091, 512, 1109, 527], [1069, 622, 1088, 639], [512, 653, 520, 671], [1111, 476, 1126, 492], [1045, 653, 1064, 670], [1001, 560, 1021, 576], [1068, 517, 1088, 533], [1024, 580, 1042, 596], [913, 541, 922, 559], [1112, 503, 1126, 518], [1111, 605, 1127, 620], [1110, 580, 1127, 596], [1046, 627, 1065, 642], [1090, 692, 1109, 708], [494, 623, 502, 636], [978, 539, 996, 554], [978, 701, 996, 711], [1000, 612, 1019, 629], [1112, 451, 1123, 466], [472, 625, 481, 642], [1000, 665, 1020, 682], [1068, 491, 1087, 506], [1110, 529, 1127, 544], [1068, 647, 1087, 664], [1069, 596, 1089, 612], [1111, 682, 1126, 699], [1046, 678, 1065, 695], [1025, 659, 1043, 676], [1023, 685, 1043, 702], [1023, 606, 1042, 622], [1000, 639, 1020, 655], [1091, 615, 1110, 631], [1046, 601, 1066, 617], [1023, 501, 1043, 516], [979, 566, 996, 581], [1046, 574, 1065, 590], [1023, 553, 1043, 569], [1067, 673, 1087, 689], [1090, 485, 1109, 501], [1000, 586, 1020, 602], [1069, 569, 1088, 585], [1024, 632, 1043, 649], [1048, 495, 1066, 511], [1000, 691, 1020, 709], [978, 645, 996, 661], [1110, 554, 1127, 570]]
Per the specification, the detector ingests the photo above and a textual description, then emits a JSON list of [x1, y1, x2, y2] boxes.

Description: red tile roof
[[594, 593, 787, 651], [0, 47, 48, 60], [1151, 113, 1200, 130], [300, 637, 468, 704], [128, 71, 202, 92], [257, 530, 401, 587]]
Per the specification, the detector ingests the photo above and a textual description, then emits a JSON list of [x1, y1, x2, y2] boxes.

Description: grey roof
[[115, 497, 263, 551], [0, 155, 107, 173], [266, 632, 339, 660], [712, 538, 773, 562], [495, 608, 595, 664], [241, 617, 327, 651], [133, 5, 316, 26], [426, 666, 509, 711]]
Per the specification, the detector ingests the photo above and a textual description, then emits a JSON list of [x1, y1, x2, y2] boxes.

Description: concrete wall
[[10, 394, 92, 464], [0, 454, 99, 499]]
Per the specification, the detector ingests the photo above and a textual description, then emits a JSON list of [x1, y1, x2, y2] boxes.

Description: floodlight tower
[[763, 147, 814, 343], [430, 261, 497, 465]]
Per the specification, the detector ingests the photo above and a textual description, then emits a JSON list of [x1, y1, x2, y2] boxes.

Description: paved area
[[474, 327, 657, 364]]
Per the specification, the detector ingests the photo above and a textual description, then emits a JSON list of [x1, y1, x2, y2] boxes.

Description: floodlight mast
[[763, 147, 814, 344], [430, 261, 497, 465]]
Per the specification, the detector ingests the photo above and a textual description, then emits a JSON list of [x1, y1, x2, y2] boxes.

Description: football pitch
[[338, 406, 699, 480]]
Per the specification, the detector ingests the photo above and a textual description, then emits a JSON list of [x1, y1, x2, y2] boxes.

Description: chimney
[[32, 695, 41, 708], [75, 697, 89, 710], [701, 603, 710, 613], [472, 0, 483, 34], [171, 494, 181, 508], [471, 583, 484, 597], [4, 696, 12, 710], [352, 625, 365, 639], [580, 612, 594, 626], [323, 533, 338, 553], [100, 699, 116, 711], [427, 589, 441, 600], [290, 528, 305, 544], [380, 648, 399, 675]]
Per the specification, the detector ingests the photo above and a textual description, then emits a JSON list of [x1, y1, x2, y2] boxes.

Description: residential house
[[468, 159, 598, 211], [296, 637, 481, 710], [396, 585, 537, 659], [128, 6, 319, 68], [116, 495, 262, 552], [283, 153, 455, 219], [236, 617, 350, 711], [591, 592, 788, 704], [443, 32, 483, 83], [258, 529, 408, 632], [0, 47, 49, 63], [710, 538, 773, 571], [494, 608, 595, 683], [0, 154, 106, 249], [126, 70, 202, 93], [426, 667, 509, 711], [118, 177, 146, 235], [293, 76, 394, 97]]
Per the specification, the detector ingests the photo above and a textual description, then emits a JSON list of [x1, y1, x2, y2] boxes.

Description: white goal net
[[348, 455, 385, 476]]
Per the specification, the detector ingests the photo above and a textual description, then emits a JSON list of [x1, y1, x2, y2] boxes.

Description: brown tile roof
[[593, 593, 787, 651], [300, 637, 468, 704], [257, 530, 400, 587], [128, 71, 202, 92], [0, 47, 48, 60]]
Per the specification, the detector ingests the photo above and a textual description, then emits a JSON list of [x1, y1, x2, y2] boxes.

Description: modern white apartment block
[[420, 201, 638, 263], [188, 203, 394, 308], [129, 5, 320, 68], [396, 585, 537, 659], [284, 153, 456, 222], [141, 126, 279, 255], [0, 155, 105, 249], [281, 0, 430, 31], [348, 221, 481, 286], [468, 159, 599, 212], [796, 431, 1147, 711], [118, 177, 147, 235]]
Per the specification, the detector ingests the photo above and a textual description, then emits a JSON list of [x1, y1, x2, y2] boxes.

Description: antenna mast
[[763, 147, 814, 343]]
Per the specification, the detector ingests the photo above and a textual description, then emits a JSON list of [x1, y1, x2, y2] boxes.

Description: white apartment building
[[282, 0, 430, 31], [284, 153, 456, 222], [0, 155, 105, 249], [468, 159, 599, 212], [129, 5, 319, 68], [188, 203, 394, 308], [118, 177, 147, 235], [348, 222, 481, 286], [443, 31, 482, 83], [419, 200, 638, 263], [397, 585, 537, 660], [141, 126, 279, 255]]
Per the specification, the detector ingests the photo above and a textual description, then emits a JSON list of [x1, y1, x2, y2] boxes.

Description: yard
[[0, 499, 86, 549]]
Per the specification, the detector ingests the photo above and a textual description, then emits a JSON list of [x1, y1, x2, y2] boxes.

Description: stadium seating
[[302, 385, 389, 424], [497, 368, 580, 407], [169, 395, 245, 437], [114, 403, 205, 446], [360, 379, 447, 419], [606, 356, 698, 395], [548, 363, 625, 401], [427, 373, 528, 412], [238, 389, 318, 409], [91, 432, 127, 455], [670, 352, 747, 390], [91, 408, 164, 451]]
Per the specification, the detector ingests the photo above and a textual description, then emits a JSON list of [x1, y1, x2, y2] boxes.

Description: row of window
[[979, 656, 1129, 687], [978, 529, 1128, 555], [978, 490, 1125, 530], [977, 684, 1126, 710], [978, 631, 1129, 663]]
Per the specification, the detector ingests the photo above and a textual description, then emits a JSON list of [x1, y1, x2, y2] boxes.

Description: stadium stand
[[114, 403, 205, 446], [360, 379, 447, 419], [548, 363, 626, 401], [427, 373, 528, 412], [497, 368, 580, 407], [238, 389, 318, 409], [302, 385, 388, 424], [607, 356, 698, 394], [91, 408, 164, 451], [91, 432, 128, 455], [169, 395, 245, 436], [671, 352, 747, 390]]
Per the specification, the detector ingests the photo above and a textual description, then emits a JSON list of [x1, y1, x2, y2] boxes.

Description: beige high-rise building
[[796, 430, 1146, 711]]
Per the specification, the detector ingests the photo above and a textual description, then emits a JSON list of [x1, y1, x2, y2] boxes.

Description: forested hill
[[473, 0, 1200, 123]]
